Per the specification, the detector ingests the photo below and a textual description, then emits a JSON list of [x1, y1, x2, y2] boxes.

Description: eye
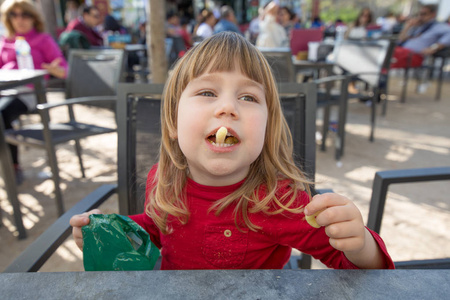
[[239, 95, 257, 102], [198, 90, 216, 97]]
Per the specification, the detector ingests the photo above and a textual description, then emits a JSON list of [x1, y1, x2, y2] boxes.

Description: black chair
[[325, 39, 395, 143], [4, 82, 319, 272], [400, 47, 450, 102], [367, 166, 450, 269], [4, 49, 125, 216], [259, 48, 296, 82]]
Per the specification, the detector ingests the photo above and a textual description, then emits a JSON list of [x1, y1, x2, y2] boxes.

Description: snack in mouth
[[216, 126, 227, 144], [209, 126, 239, 147], [305, 210, 324, 228]]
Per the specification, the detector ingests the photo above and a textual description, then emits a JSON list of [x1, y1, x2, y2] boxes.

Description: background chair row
[[4, 49, 125, 218], [259, 39, 396, 161], [399, 47, 450, 102]]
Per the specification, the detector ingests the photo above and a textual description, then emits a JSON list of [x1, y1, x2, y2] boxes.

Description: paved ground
[[0, 74, 449, 271]]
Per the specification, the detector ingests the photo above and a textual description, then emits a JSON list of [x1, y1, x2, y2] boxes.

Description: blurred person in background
[[345, 7, 374, 39], [64, 0, 80, 25], [194, 9, 216, 40], [64, 5, 103, 47], [256, 1, 288, 48], [392, 4, 450, 68], [377, 11, 397, 34], [179, 16, 193, 49], [311, 16, 323, 28], [214, 5, 242, 35], [0, 0, 68, 184], [278, 6, 296, 37]]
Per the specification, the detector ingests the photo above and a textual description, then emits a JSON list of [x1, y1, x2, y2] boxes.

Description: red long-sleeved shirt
[[130, 166, 394, 270]]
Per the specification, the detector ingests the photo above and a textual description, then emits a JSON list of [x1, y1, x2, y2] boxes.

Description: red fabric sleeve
[[273, 189, 395, 269]]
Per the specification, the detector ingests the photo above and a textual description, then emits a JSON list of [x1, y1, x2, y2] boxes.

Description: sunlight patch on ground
[[34, 180, 66, 196], [380, 191, 450, 261], [385, 145, 414, 162], [20, 194, 44, 216], [0, 217, 19, 236], [344, 166, 381, 183], [346, 125, 450, 146], [54, 240, 82, 263], [409, 142, 449, 155], [31, 157, 47, 168], [90, 175, 117, 182]]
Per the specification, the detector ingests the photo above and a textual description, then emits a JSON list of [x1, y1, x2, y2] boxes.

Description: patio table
[[0, 69, 48, 239], [0, 269, 449, 299]]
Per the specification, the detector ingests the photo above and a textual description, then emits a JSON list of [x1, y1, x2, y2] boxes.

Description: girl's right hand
[[69, 209, 102, 251]]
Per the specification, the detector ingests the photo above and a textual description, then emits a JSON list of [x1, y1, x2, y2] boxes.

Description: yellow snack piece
[[216, 127, 227, 144], [305, 210, 323, 228]]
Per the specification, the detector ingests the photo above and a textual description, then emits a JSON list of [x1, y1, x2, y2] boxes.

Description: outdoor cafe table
[[1, 269, 449, 299], [0, 69, 48, 239], [292, 58, 335, 80]]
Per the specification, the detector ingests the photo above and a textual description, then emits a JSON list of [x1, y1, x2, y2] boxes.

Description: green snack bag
[[82, 214, 160, 271]]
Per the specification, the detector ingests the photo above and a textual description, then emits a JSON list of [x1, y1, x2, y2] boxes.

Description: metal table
[[0, 69, 48, 239], [0, 269, 449, 299]]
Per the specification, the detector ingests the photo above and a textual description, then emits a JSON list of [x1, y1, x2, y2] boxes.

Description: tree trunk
[[38, 0, 58, 39], [148, 0, 168, 83]]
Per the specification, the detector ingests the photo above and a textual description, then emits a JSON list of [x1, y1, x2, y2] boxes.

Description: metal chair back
[[259, 47, 296, 82], [332, 39, 390, 87], [66, 49, 125, 109]]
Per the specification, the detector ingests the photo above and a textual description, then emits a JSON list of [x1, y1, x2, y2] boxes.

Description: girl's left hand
[[41, 57, 66, 79], [304, 193, 366, 253]]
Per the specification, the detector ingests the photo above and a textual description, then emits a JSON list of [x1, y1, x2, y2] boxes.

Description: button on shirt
[[403, 21, 450, 53]]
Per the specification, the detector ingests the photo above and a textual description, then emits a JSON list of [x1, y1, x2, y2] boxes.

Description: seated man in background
[[63, 5, 103, 47], [392, 4, 450, 68], [214, 5, 242, 35]]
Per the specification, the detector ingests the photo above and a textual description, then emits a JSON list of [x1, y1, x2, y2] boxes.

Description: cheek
[[246, 113, 268, 155], [176, 108, 203, 152]]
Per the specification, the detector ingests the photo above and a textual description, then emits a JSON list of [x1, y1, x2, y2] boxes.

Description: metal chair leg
[[369, 90, 378, 142], [335, 77, 349, 160], [401, 67, 409, 103], [435, 58, 445, 101], [0, 114, 26, 238], [40, 110, 64, 216], [74, 140, 86, 178], [321, 105, 330, 152]]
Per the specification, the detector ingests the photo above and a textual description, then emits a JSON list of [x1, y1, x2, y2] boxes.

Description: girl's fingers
[[72, 226, 84, 250], [329, 236, 365, 253], [324, 219, 365, 240], [305, 193, 349, 216], [69, 209, 102, 226], [315, 203, 357, 227]]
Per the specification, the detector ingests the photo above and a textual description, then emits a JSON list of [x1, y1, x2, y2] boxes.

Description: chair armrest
[[367, 167, 450, 234], [395, 258, 450, 269], [36, 96, 117, 111], [314, 75, 348, 85], [3, 184, 117, 273]]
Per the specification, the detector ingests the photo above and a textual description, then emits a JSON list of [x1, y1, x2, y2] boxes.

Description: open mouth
[[207, 127, 239, 147]]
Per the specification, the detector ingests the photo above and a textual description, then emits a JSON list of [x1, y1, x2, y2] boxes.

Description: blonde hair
[[147, 32, 312, 234], [0, 0, 45, 37]]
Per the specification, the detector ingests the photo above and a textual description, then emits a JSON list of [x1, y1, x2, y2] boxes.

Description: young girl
[[71, 32, 394, 270]]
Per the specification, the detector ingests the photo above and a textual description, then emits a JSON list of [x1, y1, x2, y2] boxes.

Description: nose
[[214, 95, 239, 119]]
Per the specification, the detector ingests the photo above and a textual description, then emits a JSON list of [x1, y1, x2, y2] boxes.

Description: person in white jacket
[[256, 1, 288, 48]]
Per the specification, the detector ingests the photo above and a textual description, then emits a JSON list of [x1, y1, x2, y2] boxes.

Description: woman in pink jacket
[[0, 0, 68, 183]]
